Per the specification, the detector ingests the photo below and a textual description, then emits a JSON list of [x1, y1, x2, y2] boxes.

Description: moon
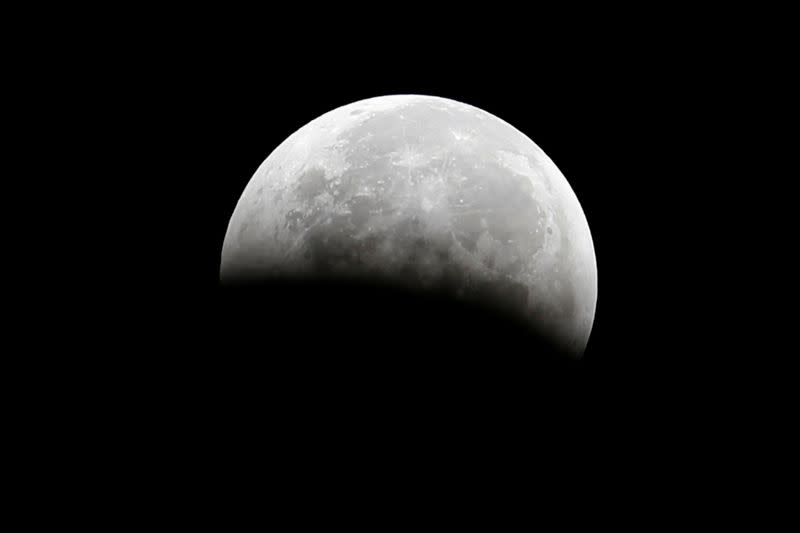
[[221, 95, 597, 357]]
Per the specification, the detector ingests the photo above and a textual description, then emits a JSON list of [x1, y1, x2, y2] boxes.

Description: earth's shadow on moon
[[217, 274, 583, 399]]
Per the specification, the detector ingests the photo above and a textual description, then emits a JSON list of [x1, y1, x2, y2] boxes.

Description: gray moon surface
[[221, 95, 597, 357]]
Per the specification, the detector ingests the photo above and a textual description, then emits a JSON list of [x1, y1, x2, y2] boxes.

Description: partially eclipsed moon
[[221, 95, 597, 357]]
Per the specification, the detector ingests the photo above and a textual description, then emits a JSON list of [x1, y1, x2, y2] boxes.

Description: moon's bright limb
[[221, 95, 597, 357]]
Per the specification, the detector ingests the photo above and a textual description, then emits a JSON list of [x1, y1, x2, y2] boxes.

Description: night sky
[[56, 8, 773, 520]]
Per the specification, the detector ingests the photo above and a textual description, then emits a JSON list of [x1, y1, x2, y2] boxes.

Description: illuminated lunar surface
[[221, 95, 597, 357]]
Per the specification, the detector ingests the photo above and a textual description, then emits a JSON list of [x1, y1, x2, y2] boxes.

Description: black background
[[39, 7, 783, 522]]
